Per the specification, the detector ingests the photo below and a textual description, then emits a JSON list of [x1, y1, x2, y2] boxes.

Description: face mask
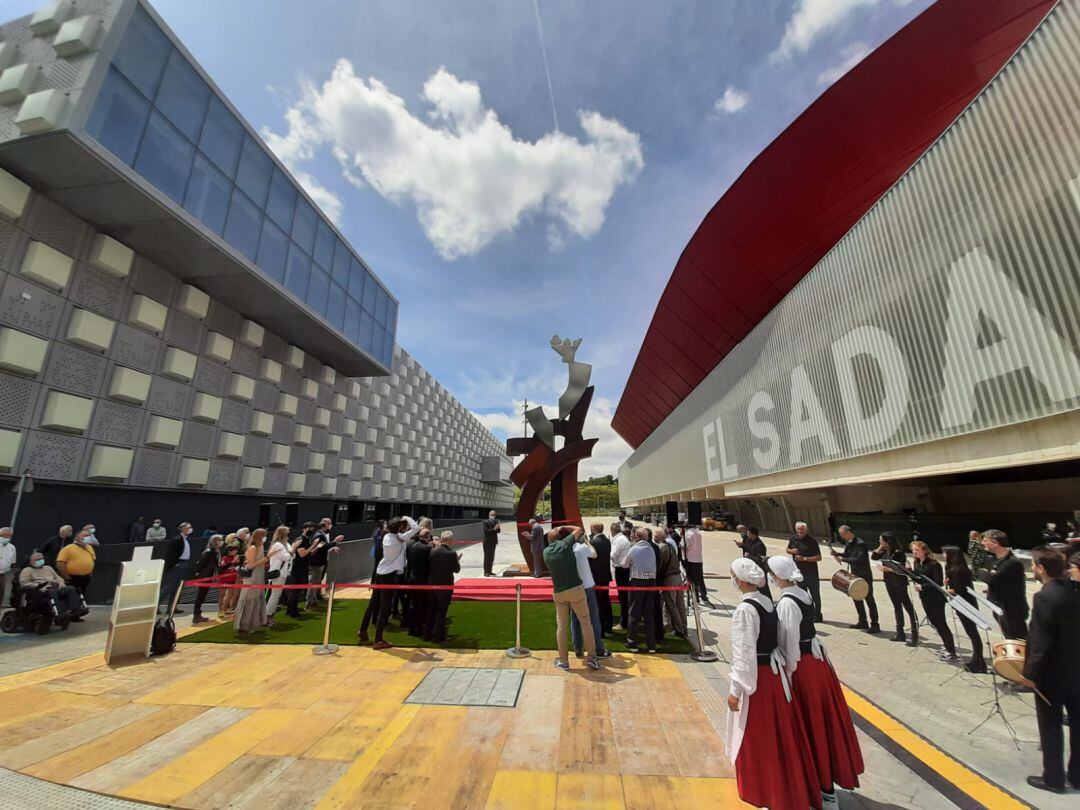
[[153, 522, 161, 527], [0, 537, 9, 545], [88, 528, 96, 535], [32, 559, 44, 568]]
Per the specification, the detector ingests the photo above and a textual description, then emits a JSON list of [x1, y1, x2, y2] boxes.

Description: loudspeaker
[[688, 502, 702, 526], [258, 503, 273, 529], [665, 501, 678, 526], [285, 502, 299, 528]]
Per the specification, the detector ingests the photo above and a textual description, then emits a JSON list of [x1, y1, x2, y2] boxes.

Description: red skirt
[[791, 655, 864, 791], [736, 665, 822, 810]]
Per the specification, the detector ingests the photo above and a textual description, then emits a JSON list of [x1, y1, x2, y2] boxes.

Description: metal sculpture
[[508, 336, 598, 572]]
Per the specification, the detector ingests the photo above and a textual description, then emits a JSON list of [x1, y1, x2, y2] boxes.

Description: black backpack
[[151, 616, 177, 655]]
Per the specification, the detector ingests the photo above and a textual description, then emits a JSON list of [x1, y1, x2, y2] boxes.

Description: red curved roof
[[612, 0, 1057, 449]]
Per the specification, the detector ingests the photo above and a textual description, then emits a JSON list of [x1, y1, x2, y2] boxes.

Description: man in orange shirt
[[56, 530, 96, 616]]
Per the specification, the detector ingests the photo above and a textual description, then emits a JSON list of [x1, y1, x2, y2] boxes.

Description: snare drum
[[831, 569, 869, 601], [992, 639, 1033, 686]]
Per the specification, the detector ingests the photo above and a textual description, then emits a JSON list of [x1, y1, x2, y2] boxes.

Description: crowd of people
[[0, 524, 101, 620]]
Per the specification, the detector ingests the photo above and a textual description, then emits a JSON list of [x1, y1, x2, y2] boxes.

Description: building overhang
[[0, 129, 389, 377]]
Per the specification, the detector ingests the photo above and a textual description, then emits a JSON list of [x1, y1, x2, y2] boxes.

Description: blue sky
[[12, 0, 935, 475]]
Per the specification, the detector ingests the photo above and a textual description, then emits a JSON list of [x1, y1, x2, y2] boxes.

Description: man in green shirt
[[544, 526, 600, 671]]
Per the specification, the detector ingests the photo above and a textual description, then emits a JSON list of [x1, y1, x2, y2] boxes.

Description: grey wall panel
[[129, 259, 178, 305], [22, 430, 86, 481], [218, 399, 250, 434], [242, 436, 269, 466], [206, 300, 240, 339], [263, 466, 286, 494], [147, 376, 190, 418], [89, 400, 144, 447], [193, 358, 228, 396], [0, 276, 67, 338], [231, 343, 259, 378], [68, 264, 128, 320], [0, 373, 39, 428], [0, 219, 25, 272], [271, 415, 292, 444], [164, 311, 204, 354], [110, 323, 162, 372], [43, 343, 107, 397], [24, 194, 89, 257], [620, 0, 1080, 503], [180, 421, 216, 457], [208, 460, 240, 492], [130, 448, 177, 488], [252, 381, 276, 412]]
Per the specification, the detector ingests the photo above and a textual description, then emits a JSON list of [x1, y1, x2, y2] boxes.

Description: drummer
[[832, 526, 880, 634]]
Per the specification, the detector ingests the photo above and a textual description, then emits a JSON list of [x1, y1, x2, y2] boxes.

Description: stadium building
[[616, 0, 1080, 542], [0, 0, 513, 545]]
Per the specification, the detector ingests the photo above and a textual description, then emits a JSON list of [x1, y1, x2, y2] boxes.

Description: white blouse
[[728, 591, 774, 700], [776, 585, 826, 677]]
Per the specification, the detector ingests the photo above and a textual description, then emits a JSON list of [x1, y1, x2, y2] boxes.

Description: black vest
[[747, 599, 778, 665], [782, 592, 817, 653]]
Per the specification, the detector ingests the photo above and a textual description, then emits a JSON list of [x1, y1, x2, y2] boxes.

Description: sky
[[9, 0, 935, 477]]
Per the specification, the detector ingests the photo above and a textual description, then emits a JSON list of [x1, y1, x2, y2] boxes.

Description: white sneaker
[[822, 790, 839, 807]]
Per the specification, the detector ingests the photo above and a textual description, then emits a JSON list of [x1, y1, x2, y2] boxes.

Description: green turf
[[179, 598, 694, 654]]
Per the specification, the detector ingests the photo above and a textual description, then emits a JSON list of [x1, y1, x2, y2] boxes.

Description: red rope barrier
[[182, 575, 689, 594]]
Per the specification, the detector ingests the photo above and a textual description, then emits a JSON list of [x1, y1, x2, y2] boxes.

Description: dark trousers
[[482, 537, 497, 575], [802, 574, 823, 620], [884, 576, 917, 634], [920, 597, 955, 655], [193, 585, 213, 616], [1036, 692, 1080, 789], [406, 586, 428, 635], [48, 585, 82, 614], [68, 574, 91, 598], [614, 567, 631, 627], [628, 581, 657, 649], [957, 593, 985, 665], [595, 580, 613, 635], [284, 578, 305, 617], [652, 577, 664, 640], [853, 579, 880, 627], [998, 610, 1028, 640], [373, 572, 402, 642], [160, 563, 189, 609], [683, 561, 709, 603], [359, 574, 383, 636], [426, 591, 452, 642]]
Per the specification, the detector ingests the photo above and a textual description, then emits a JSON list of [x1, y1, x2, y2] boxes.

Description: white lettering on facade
[[702, 420, 721, 482], [832, 325, 910, 450], [747, 390, 781, 470], [788, 364, 840, 465]]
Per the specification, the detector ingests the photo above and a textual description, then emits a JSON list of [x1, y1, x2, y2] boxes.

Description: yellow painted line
[[842, 686, 1029, 810], [118, 707, 295, 804], [486, 769, 558, 810], [554, 773, 624, 809], [314, 704, 421, 809]]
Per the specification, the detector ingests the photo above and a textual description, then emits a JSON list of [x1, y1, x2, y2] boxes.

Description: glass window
[[358, 309, 375, 353], [284, 242, 311, 300], [386, 299, 398, 334], [326, 283, 346, 329], [112, 5, 170, 99], [344, 296, 361, 343], [313, 218, 334, 268], [224, 190, 261, 261], [266, 168, 296, 230], [257, 219, 289, 282], [133, 111, 194, 203], [198, 96, 243, 177], [382, 330, 394, 367], [291, 198, 317, 254], [375, 286, 389, 327], [362, 274, 377, 312], [154, 49, 210, 141], [373, 329, 386, 366], [184, 154, 230, 234], [331, 239, 350, 287], [235, 136, 272, 207], [306, 266, 330, 315], [348, 258, 366, 299], [85, 68, 150, 165]]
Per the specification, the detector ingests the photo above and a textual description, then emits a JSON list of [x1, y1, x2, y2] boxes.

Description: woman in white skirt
[[264, 525, 293, 625]]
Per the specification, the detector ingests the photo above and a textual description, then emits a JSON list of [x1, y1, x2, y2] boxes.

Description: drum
[[992, 639, 1033, 686], [831, 569, 869, 601]]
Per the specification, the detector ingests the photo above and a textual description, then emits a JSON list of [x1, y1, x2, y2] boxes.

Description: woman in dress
[[264, 525, 293, 625], [768, 555, 863, 808], [726, 557, 821, 810], [944, 545, 987, 673], [910, 540, 957, 661], [871, 532, 918, 646], [234, 528, 269, 636], [217, 534, 241, 618]]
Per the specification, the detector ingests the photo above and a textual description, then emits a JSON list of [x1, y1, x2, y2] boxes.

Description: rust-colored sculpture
[[507, 336, 597, 572]]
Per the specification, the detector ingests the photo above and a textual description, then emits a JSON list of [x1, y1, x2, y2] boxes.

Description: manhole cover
[[405, 667, 524, 707]]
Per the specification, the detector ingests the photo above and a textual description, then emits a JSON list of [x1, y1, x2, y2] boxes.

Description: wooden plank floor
[[0, 644, 747, 809]]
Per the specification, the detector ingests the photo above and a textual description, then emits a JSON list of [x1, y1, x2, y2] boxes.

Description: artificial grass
[[180, 597, 694, 654]]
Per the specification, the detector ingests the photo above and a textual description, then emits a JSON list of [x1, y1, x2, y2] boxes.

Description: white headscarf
[[730, 557, 765, 586], [767, 555, 803, 582]]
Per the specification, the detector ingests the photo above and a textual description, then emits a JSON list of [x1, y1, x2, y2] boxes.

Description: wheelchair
[[0, 575, 89, 635]]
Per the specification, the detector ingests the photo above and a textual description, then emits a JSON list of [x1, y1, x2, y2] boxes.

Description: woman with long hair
[[943, 545, 987, 673], [217, 533, 241, 618], [910, 541, 957, 661], [871, 533, 918, 646], [264, 525, 293, 625], [234, 528, 269, 635]]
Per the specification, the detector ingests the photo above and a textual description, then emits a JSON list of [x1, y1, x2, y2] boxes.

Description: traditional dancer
[[768, 556, 864, 808], [726, 558, 821, 810]]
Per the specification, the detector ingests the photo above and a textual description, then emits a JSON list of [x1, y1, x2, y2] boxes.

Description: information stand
[[104, 546, 163, 663]]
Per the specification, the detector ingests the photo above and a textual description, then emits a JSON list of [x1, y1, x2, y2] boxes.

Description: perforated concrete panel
[[87, 444, 132, 481], [0, 327, 47, 376], [66, 308, 114, 352], [89, 234, 133, 279], [20, 240, 72, 290], [41, 390, 92, 433]]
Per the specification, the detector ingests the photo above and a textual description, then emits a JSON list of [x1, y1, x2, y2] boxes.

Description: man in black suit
[[787, 522, 823, 621], [978, 529, 1029, 639], [38, 524, 72, 569], [588, 523, 613, 635], [405, 529, 433, 636], [482, 511, 501, 577], [1024, 548, 1080, 794], [160, 522, 194, 614], [426, 531, 460, 643], [834, 525, 881, 633]]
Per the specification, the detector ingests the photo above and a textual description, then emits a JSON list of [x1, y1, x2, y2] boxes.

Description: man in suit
[[978, 529, 1029, 639], [1024, 548, 1080, 794], [307, 517, 337, 608], [426, 531, 460, 643], [833, 525, 881, 633], [587, 523, 613, 635], [405, 529, 433, 636], [38, 524, 72, 569], [482, 511, 501, 577], [787, 522, 823, 621], [160, 522, 194, 614]]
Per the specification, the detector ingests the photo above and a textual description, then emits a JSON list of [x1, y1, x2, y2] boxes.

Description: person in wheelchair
[[18, 552, 88, 618]]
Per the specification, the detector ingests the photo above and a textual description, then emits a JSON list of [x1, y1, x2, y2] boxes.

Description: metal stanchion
[[313, 583, 340, 655], [167, 577, 185, 621], [505, 582, 531, 659], [689, 585, 719, 662]]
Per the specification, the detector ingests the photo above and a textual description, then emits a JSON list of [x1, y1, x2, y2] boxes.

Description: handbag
[[237, 566, 252, 578], [266, 569, 281, 581]]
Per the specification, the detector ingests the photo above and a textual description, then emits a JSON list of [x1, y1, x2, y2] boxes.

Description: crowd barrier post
[[313, 583, 340, 656], [505, 582, 531, 659], [167, 578, 184, 622], [689, 587, 719, 663]]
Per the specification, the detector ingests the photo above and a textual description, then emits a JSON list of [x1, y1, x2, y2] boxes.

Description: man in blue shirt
[[627, 528, 659, 652]]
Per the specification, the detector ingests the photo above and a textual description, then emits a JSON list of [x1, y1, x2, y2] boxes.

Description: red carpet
[[453, 578, 553, 601]]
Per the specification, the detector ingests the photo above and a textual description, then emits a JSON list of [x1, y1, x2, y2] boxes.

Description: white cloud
[[264, 62, 644, 261], [816, 42, 871, 85], [474, 395, 631, 480], [772, 0, 879, 61], [713, 86, 749, 114]]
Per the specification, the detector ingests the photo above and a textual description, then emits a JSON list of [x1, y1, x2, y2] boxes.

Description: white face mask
[[0, 537, 10, 545]]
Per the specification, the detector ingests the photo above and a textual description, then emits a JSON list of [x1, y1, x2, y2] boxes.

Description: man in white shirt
[[681, 523, 712, 607], [0, 527, 16, 610], [570, 533, 611, 659], [609, 522, 632, 629], [364, 515, 420, 650]]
